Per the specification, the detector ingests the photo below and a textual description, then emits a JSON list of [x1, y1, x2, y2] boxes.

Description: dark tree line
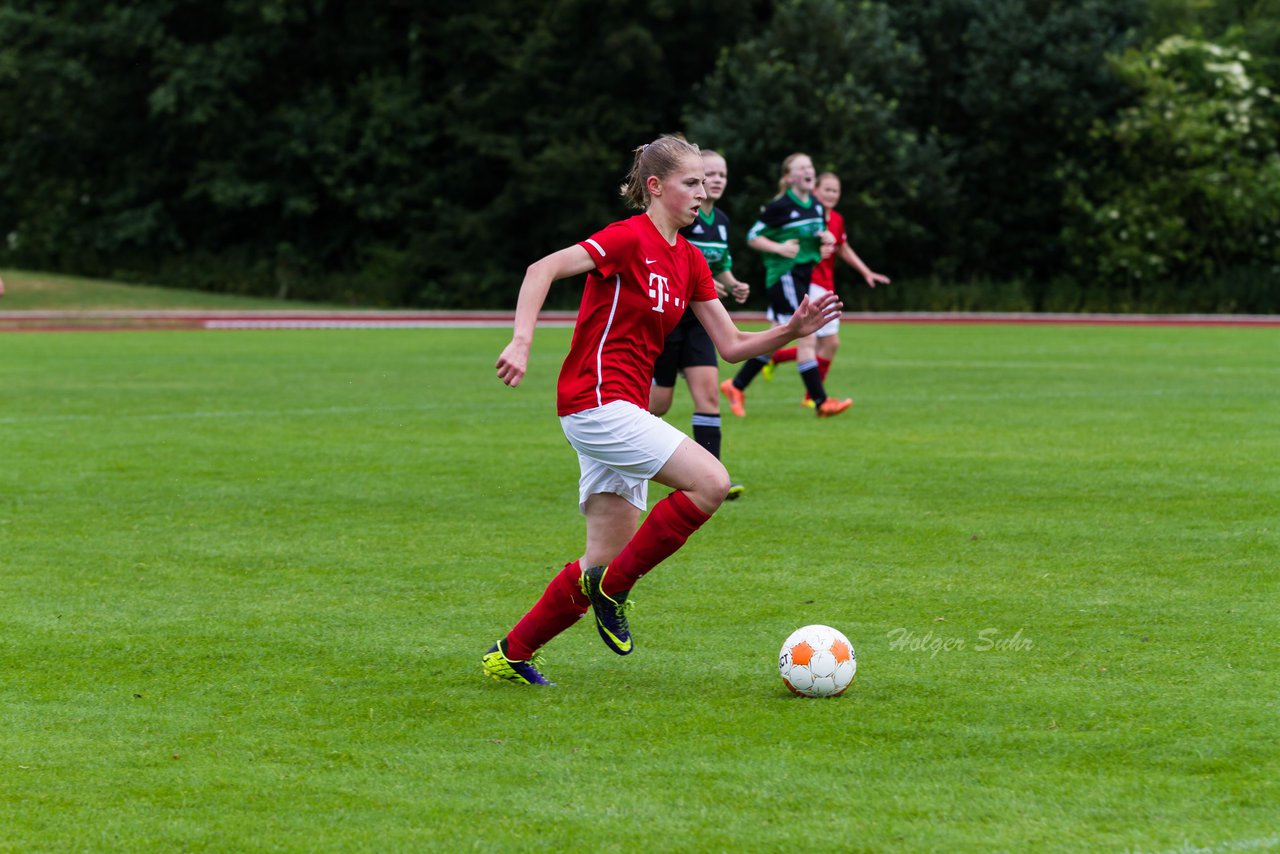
[[2, 0, 1277, 311]]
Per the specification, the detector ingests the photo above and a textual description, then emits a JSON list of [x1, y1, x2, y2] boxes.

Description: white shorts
[[767, 285, 839, 337], [810, 284, 840, 338], [559, 400, 687, 514]]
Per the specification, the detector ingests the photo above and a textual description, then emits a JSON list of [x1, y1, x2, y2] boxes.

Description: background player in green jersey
[[720, 153, 853, 419], [764, 170, 891, 405], [650, 149, 751, 499]]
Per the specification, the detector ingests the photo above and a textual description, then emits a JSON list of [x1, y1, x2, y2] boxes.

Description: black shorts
[[652, 313, 718, 388], [766, 263, 814, 318]]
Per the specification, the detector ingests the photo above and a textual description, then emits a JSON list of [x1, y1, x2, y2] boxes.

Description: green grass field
[[2, 294, 1278, 850]]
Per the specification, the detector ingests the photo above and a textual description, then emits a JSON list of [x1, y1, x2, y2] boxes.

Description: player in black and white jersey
[[650, 149, 751, 500]]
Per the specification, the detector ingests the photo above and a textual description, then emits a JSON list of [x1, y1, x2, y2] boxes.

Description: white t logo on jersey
[[648, 272, 671, 313]]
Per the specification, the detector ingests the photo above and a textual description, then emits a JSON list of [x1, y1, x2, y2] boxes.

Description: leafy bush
[[1061, 36, 1280, 307]]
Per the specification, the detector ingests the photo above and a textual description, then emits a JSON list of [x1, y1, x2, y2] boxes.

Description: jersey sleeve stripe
[[585, 238, 606, 257]]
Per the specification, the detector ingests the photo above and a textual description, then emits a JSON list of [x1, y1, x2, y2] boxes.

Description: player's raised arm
[[496, 245, 596, 387], [839, 241, 891, 288], [691, 291, 841, 364]]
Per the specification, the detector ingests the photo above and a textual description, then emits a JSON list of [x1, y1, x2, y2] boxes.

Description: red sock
[[602, 491, 712, 596], [818, 357, 831, 382], [773, 347, 797, 364], [505, 560, 588, 660]]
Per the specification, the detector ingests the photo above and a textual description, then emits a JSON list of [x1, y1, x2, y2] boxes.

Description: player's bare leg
[[685, 365, 742, 499]]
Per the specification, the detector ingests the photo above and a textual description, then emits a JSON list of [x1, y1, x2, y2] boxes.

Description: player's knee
[[693, 391, 719, 413], [702, 462, 732, 510]]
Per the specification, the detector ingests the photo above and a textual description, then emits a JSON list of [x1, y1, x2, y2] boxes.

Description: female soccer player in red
[[483, 136, 840, 685]]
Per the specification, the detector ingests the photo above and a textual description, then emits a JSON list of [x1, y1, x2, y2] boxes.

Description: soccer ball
[[779, 624, 856, 697]]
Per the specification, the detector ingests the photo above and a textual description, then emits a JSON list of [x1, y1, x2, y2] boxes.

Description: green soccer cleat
[[482, 639, 555, 685], [726, 482, 745, 501], [761, 360, 775, 382], [579, 564, 635, 655]]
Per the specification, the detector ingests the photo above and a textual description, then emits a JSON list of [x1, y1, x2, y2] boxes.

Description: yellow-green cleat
[[482, 639, 555, 685], [579, 565, 634, 655]]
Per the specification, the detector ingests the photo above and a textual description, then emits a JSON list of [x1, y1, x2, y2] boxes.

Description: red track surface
[[1, 309, 1277, 333]]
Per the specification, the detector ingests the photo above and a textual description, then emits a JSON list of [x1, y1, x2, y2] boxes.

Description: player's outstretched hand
[[788, 292, 842, 338], [496, 339, 531, 387]]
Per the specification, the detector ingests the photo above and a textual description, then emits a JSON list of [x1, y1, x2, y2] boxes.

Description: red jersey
[[557, 214, 717, 416], [810, 208, 846, 292]]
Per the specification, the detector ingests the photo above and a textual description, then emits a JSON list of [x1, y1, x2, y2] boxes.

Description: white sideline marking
[[3, 309, 1278, 334]]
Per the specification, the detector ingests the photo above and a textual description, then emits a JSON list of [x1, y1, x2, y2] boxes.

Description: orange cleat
[[816, 397, 853, 418], [720, 379, 746, 417]]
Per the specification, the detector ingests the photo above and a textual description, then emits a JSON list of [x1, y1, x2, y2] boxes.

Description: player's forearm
[[748, 237, 784, 256], [717, 324, 797, 363], [511, 246, 594, 343], [511, 264, 556, 343], [840, 244, 871, 277]]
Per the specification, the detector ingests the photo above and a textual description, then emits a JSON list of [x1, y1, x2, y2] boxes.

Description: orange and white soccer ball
[[779, 624, 856, 697]]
